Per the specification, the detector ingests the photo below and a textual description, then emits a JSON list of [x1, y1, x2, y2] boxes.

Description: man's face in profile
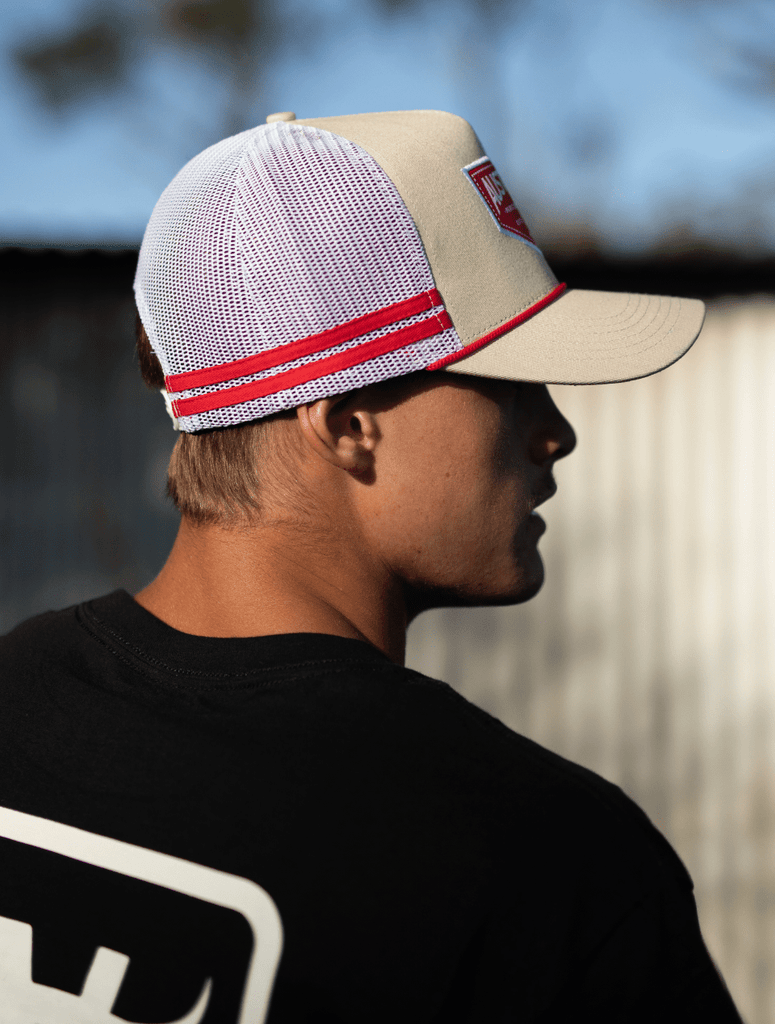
[[354, 373, 576, 616]]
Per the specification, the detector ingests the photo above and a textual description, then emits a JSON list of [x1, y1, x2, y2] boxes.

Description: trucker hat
[[134, 109, 705, 433]]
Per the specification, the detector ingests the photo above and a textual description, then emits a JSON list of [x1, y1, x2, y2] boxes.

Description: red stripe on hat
[[166, 288, 444, 393], [426, 282, 567, 371], [172, 309, 454, 419]]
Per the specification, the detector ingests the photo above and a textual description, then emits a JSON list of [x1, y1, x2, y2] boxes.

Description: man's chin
[[508, 572, 545, 605], [479, 570, 545, 608], [407, 562, 545, 617]]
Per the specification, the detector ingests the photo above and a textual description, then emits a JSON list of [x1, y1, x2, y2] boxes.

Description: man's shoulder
[[362, 660, 694, 890], [0, 591, 136, 693], [1, 601, 82, 664]]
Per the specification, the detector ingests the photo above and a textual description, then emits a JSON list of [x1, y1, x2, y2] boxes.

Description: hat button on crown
[[265, 112, 296, 123]]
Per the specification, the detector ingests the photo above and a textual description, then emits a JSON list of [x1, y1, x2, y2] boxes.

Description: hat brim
[[441, 288, 705, 386]]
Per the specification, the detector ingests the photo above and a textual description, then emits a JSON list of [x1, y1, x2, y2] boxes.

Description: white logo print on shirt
[[0, 806, 283, 1024], [0, 913, 211, 1023]]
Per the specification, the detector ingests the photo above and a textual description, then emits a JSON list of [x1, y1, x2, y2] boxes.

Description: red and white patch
[[462, 156, 535, 244]]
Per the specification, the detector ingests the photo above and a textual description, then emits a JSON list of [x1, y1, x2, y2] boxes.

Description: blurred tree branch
[[8, 0, 773, 255], [9, 0, 529, 142], [11, 0, 277, 135], [14, 7, 130, 110], [12, 0, 774, 124], [654, 0, 775, 99], [168, 0, 259, 43]]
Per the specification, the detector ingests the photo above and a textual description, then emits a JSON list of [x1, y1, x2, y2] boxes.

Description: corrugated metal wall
[[407, 296, 775, 1024]]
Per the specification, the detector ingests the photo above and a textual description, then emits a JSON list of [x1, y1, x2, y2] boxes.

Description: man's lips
[[531, 480, 557, 512]]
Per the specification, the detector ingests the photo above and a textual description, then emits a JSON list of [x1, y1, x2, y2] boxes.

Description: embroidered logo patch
[[462, 157, 535, 244]]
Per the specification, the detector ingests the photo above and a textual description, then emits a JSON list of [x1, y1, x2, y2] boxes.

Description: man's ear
[[296, 393, 378, 476]]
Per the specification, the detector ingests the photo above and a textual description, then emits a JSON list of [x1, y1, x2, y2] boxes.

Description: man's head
[[133, 108, 704, 615]]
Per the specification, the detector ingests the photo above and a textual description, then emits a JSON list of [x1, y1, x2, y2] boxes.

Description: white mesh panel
[[134, 122, 464, 430]]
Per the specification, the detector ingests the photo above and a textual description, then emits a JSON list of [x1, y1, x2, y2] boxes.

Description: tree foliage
[[12, 0, 275, 120], [14, 7, 130, 110]]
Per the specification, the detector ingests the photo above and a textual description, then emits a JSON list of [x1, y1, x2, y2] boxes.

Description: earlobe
[[296, 397, 376, 476]]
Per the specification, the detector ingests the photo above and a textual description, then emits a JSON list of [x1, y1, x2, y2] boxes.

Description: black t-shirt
[[0, 590, 742, 1023]]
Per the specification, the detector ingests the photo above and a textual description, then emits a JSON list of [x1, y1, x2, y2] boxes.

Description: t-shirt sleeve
[[542, 872, 744, 1023]]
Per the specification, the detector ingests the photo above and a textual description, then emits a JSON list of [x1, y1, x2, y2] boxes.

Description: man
[[0, 110, 742, 1021]]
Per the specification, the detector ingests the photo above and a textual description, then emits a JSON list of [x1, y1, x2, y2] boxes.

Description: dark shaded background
[[0, 249, 172, 630]]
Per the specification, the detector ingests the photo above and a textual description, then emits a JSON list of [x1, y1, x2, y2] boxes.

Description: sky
[[2, 0, 774, 254]]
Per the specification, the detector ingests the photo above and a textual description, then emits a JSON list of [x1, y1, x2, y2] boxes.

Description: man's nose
[[532, 389, 576, 464]]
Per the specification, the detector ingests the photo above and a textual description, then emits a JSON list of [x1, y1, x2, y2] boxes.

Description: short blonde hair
[[135, 314, 295, 526]]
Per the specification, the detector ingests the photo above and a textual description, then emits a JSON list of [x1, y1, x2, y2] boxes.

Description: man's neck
[[134, 516, 409, 664]]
